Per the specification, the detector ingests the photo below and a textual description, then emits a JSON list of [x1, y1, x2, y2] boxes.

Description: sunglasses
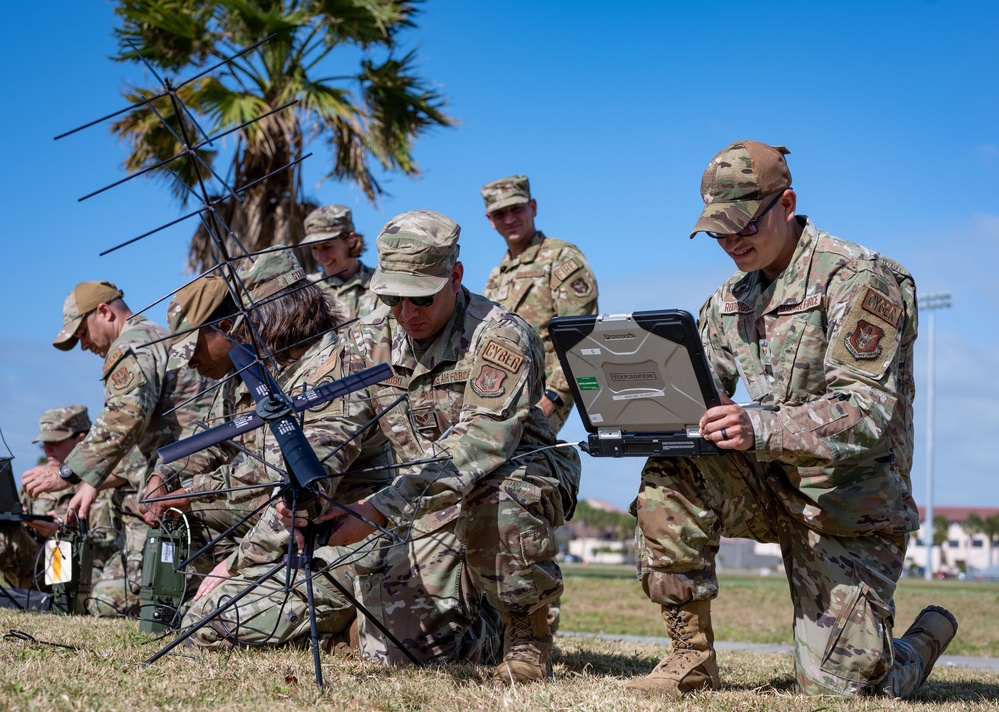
[[378, 292, 437, 308], [706, 192, 785, 239]]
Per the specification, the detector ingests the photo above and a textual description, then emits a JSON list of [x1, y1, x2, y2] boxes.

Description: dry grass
[[1, 572, 997, 710], [562, 568, 999, 657]]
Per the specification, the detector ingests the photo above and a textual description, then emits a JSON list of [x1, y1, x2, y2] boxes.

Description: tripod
[[144, 343, 422, 685]]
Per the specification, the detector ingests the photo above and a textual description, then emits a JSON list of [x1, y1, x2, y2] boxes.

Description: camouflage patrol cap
[[237, 248, 308, 301], [370, 210, 461, 297], [689, 141, 792, 239], [167, 275, 233, 362], [300, 204, 358, 247], [53, 281, 124, 351], [481, 175, 531, 214], [32, 405, 91, 443]]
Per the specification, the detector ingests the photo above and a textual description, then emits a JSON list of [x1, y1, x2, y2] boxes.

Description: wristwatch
[[58, 463, 81, 485], [544, 389, 564, 407]]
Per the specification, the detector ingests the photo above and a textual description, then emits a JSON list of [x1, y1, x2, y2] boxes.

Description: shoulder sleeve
[[750, 265, 910, 466], [67, 346, 163, 488], [549, 243, 598, 315], [366, 316, 542, 526]]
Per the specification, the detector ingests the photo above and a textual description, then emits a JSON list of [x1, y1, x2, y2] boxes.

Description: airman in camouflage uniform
[[143, 250, 392, 586], [158, 250, 391, 647], [626, 141, 957, 700], [210, 210, 580, 681], [1, 406, 90, 589], [481, 175, 598, 434], [300, 204, 380, 323], [23, 281, 213, 615]]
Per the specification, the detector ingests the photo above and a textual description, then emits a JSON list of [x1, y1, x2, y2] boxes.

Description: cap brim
[[299, 230, 346, 247], [485, 195, 530, 215], [53, 314, 85, 351], [369, 267, 449, 298], [33, 430, 71, 444], [688, 199, 762, 239]]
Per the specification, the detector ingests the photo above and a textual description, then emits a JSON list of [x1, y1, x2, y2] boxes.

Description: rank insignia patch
[[844, 319, 884, 359], [410, 406, 439, 434], [110, 366, 135, 391], [471, 364, 507, 398]]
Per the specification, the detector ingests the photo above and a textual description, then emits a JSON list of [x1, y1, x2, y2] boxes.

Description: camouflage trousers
[[186, 446, 576, 664], [88, 493, 147, 616], [183, 524, 504, 666], [636, 453, 922, 698]]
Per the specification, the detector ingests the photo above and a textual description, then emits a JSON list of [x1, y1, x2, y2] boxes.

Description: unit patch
[[860, 287, 903, 326], [553, 259, 580, 283], [471, 364, 507, 398], [844, 319, 885, 359], [481, 339, 524, 373], [570, 276, 592, 297], [110, 366, 135, 391]]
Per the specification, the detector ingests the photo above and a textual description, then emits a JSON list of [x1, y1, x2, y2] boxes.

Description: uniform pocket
[[819, 581, 893, 683]]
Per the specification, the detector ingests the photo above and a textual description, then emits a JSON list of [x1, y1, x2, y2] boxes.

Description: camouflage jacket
[[228, 290, 572, 571], [65, 315, 212, 490], [348, 288, 562, 532], [698, 217, 919, 535], [308, 262, 380, 325], [221, 333, 393, 572], [482, 231, 598, 416]]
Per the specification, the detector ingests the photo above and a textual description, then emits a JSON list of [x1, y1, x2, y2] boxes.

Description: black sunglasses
[[378, 293, 437, 308], [707, 192, 785, 239]]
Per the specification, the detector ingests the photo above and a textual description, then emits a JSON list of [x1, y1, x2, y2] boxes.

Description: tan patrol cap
[[370, 210, 460, 297], [53, 281, 124, 351], [481, 175, 531, 214], [33, 405, 91, 443], [689, 141, 792, 238]]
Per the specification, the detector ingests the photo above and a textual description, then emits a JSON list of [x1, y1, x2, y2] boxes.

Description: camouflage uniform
[[0, 407, 117, 591], [308, 262, 379, 324], [192, 212, 580, 670], [52, 282, 213, 615], [300, 204, 380, 323], [635, 140, 936, 698], [482, 177, 598, 433]]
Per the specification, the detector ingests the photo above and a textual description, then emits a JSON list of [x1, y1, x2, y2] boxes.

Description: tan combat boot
[[492, 605, 553, 684], [899, 605, 958, 686], [624, 599, 720, 697], [322, 618, 359, 655]]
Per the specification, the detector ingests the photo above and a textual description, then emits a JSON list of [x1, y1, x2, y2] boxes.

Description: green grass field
[[1, 570, 997, 710]]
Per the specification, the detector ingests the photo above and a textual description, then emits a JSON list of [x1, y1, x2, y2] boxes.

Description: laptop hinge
[[597, 427, 623, 439]]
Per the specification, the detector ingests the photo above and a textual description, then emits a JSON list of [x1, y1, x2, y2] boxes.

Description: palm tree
[[110, 0, 455, 272], [965, 512, 999, 568]]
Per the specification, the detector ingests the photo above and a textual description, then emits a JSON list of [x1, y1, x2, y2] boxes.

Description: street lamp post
[[918, 291, 951, 580]]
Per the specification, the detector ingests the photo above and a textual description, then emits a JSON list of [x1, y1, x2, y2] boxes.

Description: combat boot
[[322, 618, 359, 655], [624, 599, 720, 697], [492, 605, 553, 684], [900, 605, 958, 686]]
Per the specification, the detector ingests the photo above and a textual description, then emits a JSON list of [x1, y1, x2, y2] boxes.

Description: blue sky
[[2, 1, 997, 513]]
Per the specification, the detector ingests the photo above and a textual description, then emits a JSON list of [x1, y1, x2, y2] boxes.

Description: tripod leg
[[143, 560, 286, 665], [302, 546, 324, 688]]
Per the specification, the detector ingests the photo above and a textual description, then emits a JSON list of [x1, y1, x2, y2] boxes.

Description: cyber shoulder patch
[[470, 364, 508, 398], [553, 258, 580, 283], [860, 287, 903, 327], [481, 339, 524, 373], [101, 346, 129, 379]]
